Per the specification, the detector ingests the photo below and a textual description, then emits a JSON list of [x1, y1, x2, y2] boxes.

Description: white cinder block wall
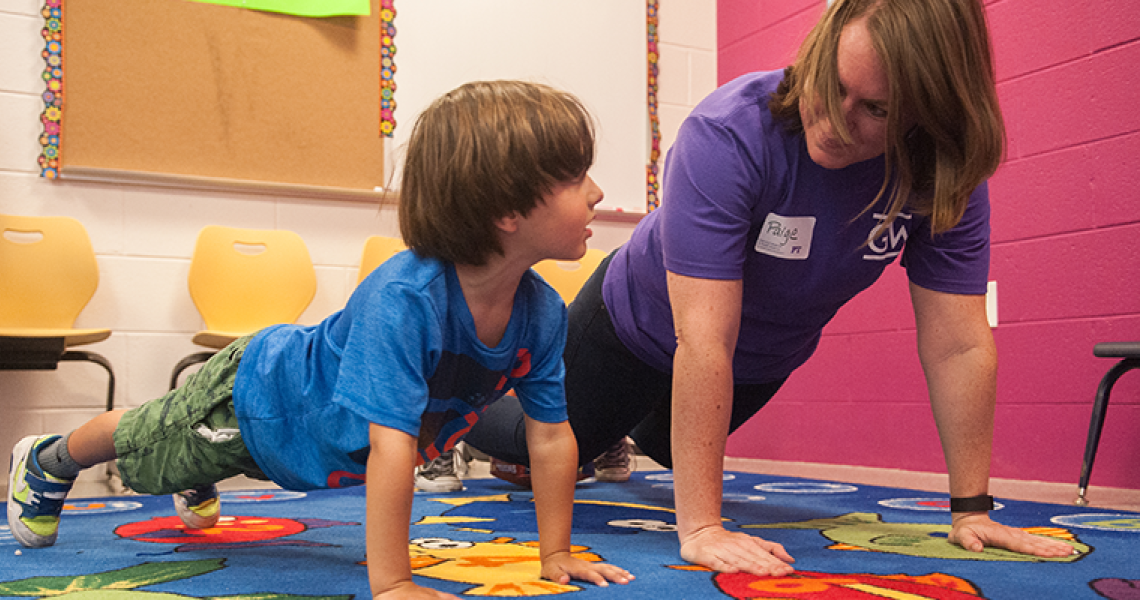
[[0, 1, 715, 485]]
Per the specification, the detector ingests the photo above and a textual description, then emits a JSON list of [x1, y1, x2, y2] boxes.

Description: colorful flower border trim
[[379, 0, 396, 137], [39, 0, 64, 179], [646, 0, 661, 212]]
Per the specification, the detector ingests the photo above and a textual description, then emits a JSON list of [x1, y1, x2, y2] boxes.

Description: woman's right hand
[[679, 525, 796, 576]]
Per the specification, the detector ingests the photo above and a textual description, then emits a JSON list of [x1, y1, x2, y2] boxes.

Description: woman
[[467, 0, 1077, 574]]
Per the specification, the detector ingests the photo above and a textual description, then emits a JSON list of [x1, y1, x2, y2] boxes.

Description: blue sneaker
[[7, 435, 74, 548], [173, 484, 221, 529]]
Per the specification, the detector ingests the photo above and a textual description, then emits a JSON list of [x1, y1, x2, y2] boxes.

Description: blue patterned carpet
[[3, 471, 1138, 599]]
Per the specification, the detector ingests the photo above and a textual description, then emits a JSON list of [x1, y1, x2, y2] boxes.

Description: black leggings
[[464, 250, 785, 468]]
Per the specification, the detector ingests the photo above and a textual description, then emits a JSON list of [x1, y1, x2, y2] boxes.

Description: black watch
[[949, 494, 994, 512]]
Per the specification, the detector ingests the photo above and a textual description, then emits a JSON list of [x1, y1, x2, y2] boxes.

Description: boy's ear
[[496, 212, 522, 234]]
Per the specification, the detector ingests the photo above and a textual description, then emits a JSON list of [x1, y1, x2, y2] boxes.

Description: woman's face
[[800, 17, 892, 170]]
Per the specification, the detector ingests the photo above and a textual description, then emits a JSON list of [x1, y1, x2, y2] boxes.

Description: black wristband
[[949, 494, 994, 512]]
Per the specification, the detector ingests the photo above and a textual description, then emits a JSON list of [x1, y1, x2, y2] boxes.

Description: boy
[[7, 80, 632, 599]]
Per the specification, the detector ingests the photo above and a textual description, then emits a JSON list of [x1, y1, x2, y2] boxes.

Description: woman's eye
[[866, 103, 888, 118]]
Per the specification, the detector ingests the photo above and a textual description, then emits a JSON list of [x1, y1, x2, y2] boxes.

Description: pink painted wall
[[718, 0, 1140, 490]]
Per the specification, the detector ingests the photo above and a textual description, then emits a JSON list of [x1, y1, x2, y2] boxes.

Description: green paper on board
[[188, 0, 370, 17]]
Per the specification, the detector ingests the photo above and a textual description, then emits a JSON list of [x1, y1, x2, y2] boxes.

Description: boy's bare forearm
[[366, 424, 419, 595], [524, 418, 636, 587], [524, 418, 580, 559]]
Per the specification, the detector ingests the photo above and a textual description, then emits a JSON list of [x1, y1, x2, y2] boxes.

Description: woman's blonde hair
[[770, 0, 1004, 235], [400, 80, 595, 265]]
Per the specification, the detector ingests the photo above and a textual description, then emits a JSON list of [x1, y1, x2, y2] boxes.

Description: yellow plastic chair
[[531, 248, 608, 305], [169, 225, 317, 388], [0, 214, 115, 411], [356, 235, 406, 285]]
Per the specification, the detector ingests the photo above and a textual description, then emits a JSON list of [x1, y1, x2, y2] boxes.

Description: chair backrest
[[0, 214, 100, 330], [531, 248, 608, 305], [188, 225, 317, 336], [356, 235, 406, 284]]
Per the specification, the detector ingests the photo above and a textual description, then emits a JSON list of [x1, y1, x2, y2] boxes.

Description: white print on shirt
[[863, 212, 913, 260], [755, 213, 816, 260]]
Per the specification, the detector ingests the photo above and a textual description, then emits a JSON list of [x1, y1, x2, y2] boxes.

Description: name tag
[[755, 213, 815, 260]]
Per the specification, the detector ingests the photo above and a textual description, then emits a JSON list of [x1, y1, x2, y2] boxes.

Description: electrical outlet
[[986, 281, 998, 328]]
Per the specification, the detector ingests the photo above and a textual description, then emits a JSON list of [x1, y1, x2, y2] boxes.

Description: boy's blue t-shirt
[[232, 250, 569, 490]]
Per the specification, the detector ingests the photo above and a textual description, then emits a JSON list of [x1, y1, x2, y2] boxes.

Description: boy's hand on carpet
[[373, 580, 460, 599], [950, 513, 1080, 557], [541, 551, 635, 587], [680, 526, 796, 576]]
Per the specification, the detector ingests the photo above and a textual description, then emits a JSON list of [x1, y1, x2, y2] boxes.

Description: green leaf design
[[0, 559, 224, 596], [0, 559, 353, 600]]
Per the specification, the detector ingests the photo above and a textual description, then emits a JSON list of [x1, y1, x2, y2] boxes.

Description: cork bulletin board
[[59, 0, 385, 193]]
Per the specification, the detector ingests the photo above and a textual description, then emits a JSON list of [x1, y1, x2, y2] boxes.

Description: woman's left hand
[[949, 513, 1078, 557]]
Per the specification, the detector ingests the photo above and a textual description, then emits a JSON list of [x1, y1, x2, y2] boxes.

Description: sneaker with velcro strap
[[7, 434, 74, 548]]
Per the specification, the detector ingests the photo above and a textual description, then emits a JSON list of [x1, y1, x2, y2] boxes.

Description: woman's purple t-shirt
[[603, 70, 990, 383]]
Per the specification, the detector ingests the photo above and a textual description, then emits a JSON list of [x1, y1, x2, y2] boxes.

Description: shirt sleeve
[[333, 282, 439, 437], [511, 281, 569, 424], [901, 182, 992, 295], [660, 114, 764, 281]]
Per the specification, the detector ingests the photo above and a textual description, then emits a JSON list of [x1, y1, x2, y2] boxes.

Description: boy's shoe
[[594, 438, 632, 483], [173, 484, 221, 529], [489, 457, 532, 488], [415, 448, 466, 493], [489, 458, 596, 489], [8, 434, 74, 548]]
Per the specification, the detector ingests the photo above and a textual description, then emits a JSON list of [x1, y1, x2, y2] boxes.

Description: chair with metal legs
[[0, 214, 116, 413], [169, 225, 316, 389], [1074, 341, 1140, 506]]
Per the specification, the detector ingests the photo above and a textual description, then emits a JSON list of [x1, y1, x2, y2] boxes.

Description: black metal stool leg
[[1075, 357, 1140, 505], [60, 350, 116, 412], [58, 349, 119, 485], [170, 351, 218, 390]]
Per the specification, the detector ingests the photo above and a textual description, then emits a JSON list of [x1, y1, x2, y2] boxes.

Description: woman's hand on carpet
[[541, 551, 635, 587], [373, 580, 459, 599], [949, 513, 1079, 557], [680, 526, 796, 576]]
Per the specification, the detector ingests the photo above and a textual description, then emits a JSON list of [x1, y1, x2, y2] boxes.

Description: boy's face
[[519, 173, 604, 262]]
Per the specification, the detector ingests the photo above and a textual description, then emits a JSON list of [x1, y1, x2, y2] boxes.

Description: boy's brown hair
[[400, 80, 596, 266]]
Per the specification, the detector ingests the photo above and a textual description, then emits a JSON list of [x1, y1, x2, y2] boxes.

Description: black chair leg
[[1075, 357, 1140, 505], [170, 351, 218, 390], [60, 350, 116, 412]]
